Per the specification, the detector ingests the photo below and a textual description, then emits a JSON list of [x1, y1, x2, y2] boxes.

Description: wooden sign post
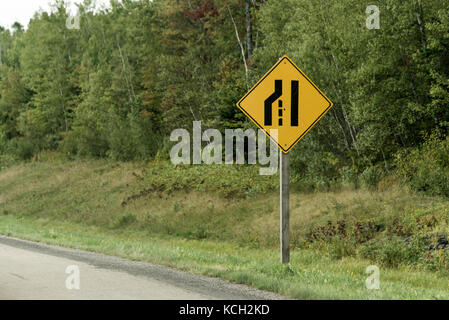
[[280, 152, 290, 264]]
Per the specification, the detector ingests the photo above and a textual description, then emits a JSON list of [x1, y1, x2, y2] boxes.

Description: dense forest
[[0, 0, 448, 192]]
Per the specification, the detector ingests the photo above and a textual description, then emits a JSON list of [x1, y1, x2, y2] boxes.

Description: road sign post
[[280, 152, 290, 264], [236, 55, 333, 264]]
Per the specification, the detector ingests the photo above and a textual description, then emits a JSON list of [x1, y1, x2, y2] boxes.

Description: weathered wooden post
[[280, 152, 290, 264]]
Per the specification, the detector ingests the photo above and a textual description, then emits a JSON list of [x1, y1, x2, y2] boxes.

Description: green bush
[[113, 213, 138, 229], [423, 248, 449, 272], [360, 166, 382, 189], [106, 116, 140, 161], [140, 161, 278, 198], [358, 237, 410, 268], [6, 137, 36, 160], [59, 130, 80, 157], [328, 237, 357, 260], [339, 166, 359, 189], [358, 236, 432, 268], [396, 136, 449, 197], [0, 129, 7, 154], [0, 154, 16, 169]]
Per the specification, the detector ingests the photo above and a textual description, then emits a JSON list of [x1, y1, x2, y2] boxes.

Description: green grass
[[1, 154, 449, 299], [1, 215, 449, 299]]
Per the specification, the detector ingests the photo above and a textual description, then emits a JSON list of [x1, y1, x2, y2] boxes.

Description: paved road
[[0, 235, 285, 300]]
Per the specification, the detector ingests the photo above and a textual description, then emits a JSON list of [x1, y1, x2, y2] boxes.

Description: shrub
[[339, 166, 359, 189], [358, 236, 431, 268], [0, 153, 16, 169], [186, 225, 209, 240], [396, 136, 449, 197], [6, 137, 35, 160], [423, 248, 449, 272], [328, 237, 357, 259], [113, 213, 138, 228], [360, 166, 382, 189], [0, 129, 7, 154], [138, 162, 278, 199], [358, 237, 409, 268]]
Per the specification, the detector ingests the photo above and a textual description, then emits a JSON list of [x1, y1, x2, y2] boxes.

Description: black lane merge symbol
[[264, 80, 299, 127], [264, 80, 282, 126]]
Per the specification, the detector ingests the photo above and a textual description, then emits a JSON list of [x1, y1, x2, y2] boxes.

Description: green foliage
[[396, 136, 449, 197], [256, 0, 449, 182], [358, 235, 435, 269], [5, 137, 35, 160], [0, 129, 6, 154], [360, 166, 382, 189], [358, 237, 411, 268], [300, 202, 449, 272], [138, 161, 278, 199], [0, 0, 448, 190], [339, 166, 359, 189], [113, 213, 138, 229], [0, 153, 16, 169]]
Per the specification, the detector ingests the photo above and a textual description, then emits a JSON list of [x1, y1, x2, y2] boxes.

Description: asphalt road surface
[[0, 235, 285, 300]]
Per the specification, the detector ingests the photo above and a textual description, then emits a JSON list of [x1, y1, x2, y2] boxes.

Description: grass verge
[[1, 156, 449, 299], [1, 215, 449, 299]]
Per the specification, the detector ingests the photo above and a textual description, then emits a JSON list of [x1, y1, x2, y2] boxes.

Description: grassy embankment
[[1, 153, 449, 299]]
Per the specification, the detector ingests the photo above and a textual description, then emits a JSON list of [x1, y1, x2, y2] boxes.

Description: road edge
[[0, 234, 291, 300]]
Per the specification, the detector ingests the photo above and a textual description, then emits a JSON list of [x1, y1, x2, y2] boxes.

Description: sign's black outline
[[236, 55, 333, 154]]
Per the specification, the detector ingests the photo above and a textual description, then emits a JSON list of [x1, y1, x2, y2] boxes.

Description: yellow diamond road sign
[[237, 55, 333, 153]]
